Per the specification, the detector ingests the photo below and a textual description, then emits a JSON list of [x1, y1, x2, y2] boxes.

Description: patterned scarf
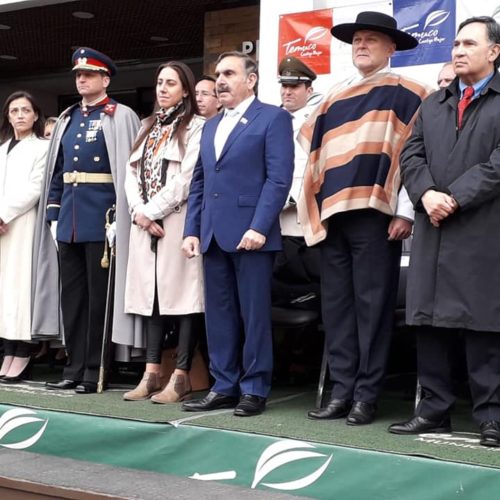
[[139, 102, 185, 201]]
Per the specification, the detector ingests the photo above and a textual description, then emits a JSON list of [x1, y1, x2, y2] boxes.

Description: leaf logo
[[304, 26, 328, 43], [251, 439, 332, 491], [190, 471, 237, 481], [423, 10, 450, 30], [401, 23, 419, 33], [0, 408, 48, 449]]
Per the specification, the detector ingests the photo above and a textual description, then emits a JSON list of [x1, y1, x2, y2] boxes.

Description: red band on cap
[[74, 57, 109, 73]]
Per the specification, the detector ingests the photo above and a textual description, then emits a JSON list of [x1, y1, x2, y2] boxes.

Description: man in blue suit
[[182, 51, 294, 416]]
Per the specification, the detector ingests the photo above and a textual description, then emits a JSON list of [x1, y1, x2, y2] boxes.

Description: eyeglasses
[[195, 91, 217, 98]]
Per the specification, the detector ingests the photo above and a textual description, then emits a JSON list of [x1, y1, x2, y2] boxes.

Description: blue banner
[[392, 0, 456, 67]]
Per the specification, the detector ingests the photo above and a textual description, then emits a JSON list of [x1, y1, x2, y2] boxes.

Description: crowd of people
[[1, 10, 500, 447]]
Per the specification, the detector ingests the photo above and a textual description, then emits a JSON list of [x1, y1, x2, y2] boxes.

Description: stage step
[[0, 449, 298, 499]]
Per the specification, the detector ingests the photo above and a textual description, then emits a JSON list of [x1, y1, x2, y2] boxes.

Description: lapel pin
[[240, 117, 248, 125]]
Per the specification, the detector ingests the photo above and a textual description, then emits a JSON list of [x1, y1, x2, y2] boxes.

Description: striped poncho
[[297, 72, 431, 246]]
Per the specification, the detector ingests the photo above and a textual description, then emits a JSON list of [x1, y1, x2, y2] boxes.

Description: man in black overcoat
[[390, 16, 500, 447]]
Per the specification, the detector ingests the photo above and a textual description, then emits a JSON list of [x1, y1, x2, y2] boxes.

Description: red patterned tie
[[457, 86, 474, 129]]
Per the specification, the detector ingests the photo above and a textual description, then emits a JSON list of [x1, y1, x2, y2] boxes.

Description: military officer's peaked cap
[[71, 47, 117, 76], [278, 56, 317, 84]]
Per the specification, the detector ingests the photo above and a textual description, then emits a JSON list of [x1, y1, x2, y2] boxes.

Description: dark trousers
[[3, 340, 31, 358], [203, 239, 275, 398], [416, 327, 500, 423], [145, 312, 201, 370], [59, 242, 109, 383], [321, 209, 401, 403]]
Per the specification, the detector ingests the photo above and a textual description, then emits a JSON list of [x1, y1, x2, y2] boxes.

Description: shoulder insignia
[[103, 103, 117, 116]]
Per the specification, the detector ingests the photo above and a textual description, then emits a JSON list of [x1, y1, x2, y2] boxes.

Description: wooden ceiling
[[0, 0, 258, 80]]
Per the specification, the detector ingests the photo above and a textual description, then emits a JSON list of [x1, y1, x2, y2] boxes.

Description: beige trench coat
[[0, 135, 48, 340], [124, 115, 205, 316]]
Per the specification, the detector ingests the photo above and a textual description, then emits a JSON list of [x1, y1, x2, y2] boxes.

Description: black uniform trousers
[[416, 327, 500, 424], [321, 209, 401, 404], [59, 242, 108, 383]]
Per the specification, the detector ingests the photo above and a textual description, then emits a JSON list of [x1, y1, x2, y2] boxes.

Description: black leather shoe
[[388, 415, 451, 435], [234, 394, 266, 417], [480, 421, 500, 447], [74, 382, 97, 394], [182, 391, 239, 412], [308, 398, 351, 420], [46, 379, 79, 390], [346, 401, 377, 426]]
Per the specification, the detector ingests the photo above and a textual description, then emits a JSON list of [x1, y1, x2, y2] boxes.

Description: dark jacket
[[401, 72, 500, 332], [47, 103, 115, 242]]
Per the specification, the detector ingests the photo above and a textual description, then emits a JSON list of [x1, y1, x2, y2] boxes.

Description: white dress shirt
[[214, 95, 255, 160]]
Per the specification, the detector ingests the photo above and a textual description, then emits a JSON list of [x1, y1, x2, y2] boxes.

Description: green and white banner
[[1, 404, 500, 499]]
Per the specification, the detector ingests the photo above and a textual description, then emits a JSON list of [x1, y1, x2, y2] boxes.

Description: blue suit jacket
[[184, 98, 294, 253]]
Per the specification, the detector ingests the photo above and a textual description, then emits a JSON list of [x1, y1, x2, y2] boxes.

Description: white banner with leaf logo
[[259, 0, 500, 104]]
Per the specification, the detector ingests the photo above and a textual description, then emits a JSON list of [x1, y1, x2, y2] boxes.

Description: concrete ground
[[0, 449, 306, 500]]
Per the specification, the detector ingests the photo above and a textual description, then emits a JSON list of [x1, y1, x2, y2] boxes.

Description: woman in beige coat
[[123, 61, 204, 403], [0, 91, 47, 382]]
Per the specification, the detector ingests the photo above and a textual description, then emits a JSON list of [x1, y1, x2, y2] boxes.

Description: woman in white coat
[[123, 61, 204, 403], [0, 91, 48, 382]]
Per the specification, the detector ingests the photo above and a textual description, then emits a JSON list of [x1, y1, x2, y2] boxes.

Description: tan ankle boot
[[151, 373, 192, 404], [123, 372, 163, 401]]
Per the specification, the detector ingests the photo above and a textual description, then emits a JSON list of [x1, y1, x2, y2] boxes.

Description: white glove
[[50, 221, 58, 249], [106, 221, 116, 248]]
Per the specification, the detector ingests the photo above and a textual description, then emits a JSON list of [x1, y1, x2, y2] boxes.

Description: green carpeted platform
[[0, 380, 498, 471]]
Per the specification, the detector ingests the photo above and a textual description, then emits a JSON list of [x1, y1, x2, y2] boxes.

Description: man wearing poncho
[[299, 12, 431, 425]]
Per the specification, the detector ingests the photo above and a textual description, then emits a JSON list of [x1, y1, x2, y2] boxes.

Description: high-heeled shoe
[[1, 359, 33, 384]]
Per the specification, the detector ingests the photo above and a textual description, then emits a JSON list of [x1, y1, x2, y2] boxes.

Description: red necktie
[[457, 86, 474, 129]]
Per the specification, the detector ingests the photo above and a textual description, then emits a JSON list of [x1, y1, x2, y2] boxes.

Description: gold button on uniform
[[94, 156, 100, 162]]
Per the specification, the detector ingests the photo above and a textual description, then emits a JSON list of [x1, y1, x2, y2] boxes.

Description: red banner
[[278, 8, 333, 75]]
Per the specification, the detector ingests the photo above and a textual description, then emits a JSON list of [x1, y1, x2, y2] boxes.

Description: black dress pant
[[321, 209, 401, 403], [416, 327, 500, 424], [3, 339, 31, 358], [59, 242, 109, 383]]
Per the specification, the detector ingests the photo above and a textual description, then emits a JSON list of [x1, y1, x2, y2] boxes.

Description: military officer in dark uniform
[[44, 48, 140, 393]]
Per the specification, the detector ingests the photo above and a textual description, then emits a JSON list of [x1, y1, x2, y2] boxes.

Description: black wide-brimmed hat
[[331, 11, 418, 51]]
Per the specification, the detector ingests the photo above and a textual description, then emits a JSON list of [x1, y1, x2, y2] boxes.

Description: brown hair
[[131, 61, 199, 153], [0, 90, 45, 144]]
